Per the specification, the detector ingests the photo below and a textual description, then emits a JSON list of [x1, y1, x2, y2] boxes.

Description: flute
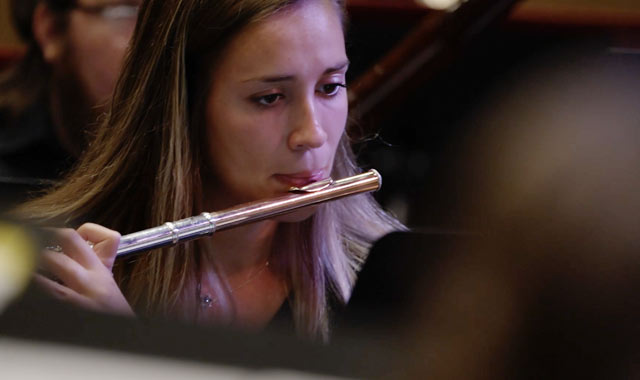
[[116, 169, 381, 258]]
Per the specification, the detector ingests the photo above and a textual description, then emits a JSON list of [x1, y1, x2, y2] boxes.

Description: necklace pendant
[[200, 294, 214, 308]]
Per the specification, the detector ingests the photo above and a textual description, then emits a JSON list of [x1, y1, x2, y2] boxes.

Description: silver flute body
[[116, 169, 381, 258]]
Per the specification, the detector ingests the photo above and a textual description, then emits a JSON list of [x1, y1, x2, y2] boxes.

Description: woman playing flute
[[18, 0, 403, 341]]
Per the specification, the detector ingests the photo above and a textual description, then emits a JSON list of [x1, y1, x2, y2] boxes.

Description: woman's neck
[[206, 219, 278, 275], [198, 219, 287, 330], [200, 178, 280, 274]]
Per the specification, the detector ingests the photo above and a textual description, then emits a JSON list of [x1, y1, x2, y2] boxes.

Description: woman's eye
[[319, 83, 346, 96], [254, 93, 283, 106]]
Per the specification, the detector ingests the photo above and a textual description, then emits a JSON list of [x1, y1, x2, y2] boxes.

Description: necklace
[[197, 260, 270, 309]]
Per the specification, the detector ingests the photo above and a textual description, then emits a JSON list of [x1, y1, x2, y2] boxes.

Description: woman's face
[[204, 0, 348, 209]]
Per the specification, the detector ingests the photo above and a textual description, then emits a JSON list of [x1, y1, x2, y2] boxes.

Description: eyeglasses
[[72, 2, 139, 22]]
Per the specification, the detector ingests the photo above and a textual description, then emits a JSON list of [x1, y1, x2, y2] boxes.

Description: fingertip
[[78, 223, 121, 242], [57, 227, 78, 240]]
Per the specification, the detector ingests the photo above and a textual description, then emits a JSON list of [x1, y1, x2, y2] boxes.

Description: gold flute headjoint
[[288, 177, 334, 193]]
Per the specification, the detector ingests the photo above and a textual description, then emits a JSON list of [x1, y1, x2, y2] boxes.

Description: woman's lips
[[273, 170, 326, 187]]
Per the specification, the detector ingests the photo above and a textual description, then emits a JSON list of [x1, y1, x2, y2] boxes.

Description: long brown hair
[[17, 0, 404, 341]]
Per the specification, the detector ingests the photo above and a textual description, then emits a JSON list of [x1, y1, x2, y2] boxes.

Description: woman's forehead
[[215, 0, 346, 80]]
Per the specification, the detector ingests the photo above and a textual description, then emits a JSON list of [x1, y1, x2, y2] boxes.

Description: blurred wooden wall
[[0, 0, 638, 49]]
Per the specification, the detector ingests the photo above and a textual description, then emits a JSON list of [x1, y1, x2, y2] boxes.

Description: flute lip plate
[[288, 177, 334, 193]]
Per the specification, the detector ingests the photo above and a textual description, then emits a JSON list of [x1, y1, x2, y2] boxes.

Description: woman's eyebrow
[[243, 60, 350, 83], [324, 60, 350, 74], [246, 75, 295, 84]]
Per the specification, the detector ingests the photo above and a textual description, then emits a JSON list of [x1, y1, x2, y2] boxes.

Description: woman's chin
[[274, 205, 318, 223]]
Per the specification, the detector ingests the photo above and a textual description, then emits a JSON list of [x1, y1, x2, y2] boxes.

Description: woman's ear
[[32, 2, 66, 64]]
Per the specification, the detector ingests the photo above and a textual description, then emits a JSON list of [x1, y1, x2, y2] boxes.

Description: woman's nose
[[287, 100, 328, 151]]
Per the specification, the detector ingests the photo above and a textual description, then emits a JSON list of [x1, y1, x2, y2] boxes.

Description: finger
[[33, 273, 98, 310], [45, 227, 101, 269], [76, 223, 121, 270], [40, 248, 88, 292]]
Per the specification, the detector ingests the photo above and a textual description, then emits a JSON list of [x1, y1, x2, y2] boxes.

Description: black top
[[334, 231, 474, 337], [268, 297, 293, 328], [266, 291, 344, 335]]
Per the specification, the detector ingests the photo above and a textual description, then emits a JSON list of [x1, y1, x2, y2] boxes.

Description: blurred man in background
[[0, 0, 138, 208]]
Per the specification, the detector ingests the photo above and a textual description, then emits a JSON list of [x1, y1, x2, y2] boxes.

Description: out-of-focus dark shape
[[400, 47, 640, 379]]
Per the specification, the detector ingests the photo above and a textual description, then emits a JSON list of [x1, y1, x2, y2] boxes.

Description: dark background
[[344, 5, 640, 230]]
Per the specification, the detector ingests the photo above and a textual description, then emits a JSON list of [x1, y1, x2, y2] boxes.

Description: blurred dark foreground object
[[0, 281, 397, 378], [339, 46, 640, 378], [398, 47, 640, 379], [0, 230, 460, 379]]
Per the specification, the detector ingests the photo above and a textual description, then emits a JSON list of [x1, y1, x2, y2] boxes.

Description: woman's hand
[[34, 223, 134, 316]]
